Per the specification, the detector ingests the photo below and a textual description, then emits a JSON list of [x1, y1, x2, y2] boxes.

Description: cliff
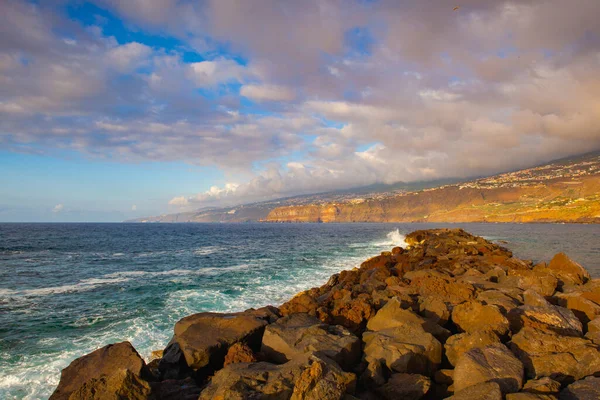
[[51, 229, 600, 399]]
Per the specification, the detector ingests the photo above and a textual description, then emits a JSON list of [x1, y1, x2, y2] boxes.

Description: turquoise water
[[1, 222, 599, 399]]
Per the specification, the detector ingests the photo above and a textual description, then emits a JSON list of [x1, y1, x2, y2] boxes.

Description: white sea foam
[[374, 229, 407, 247], [193, 246, 223, 256]]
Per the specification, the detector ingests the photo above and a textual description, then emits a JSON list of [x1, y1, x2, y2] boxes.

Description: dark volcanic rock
[[559, 376, 600, 399], [50, 342, 147, 400], [374, 373, 431, 400]]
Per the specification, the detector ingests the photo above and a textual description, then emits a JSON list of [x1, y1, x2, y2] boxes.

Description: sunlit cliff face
[[1, 0, 600, 209]]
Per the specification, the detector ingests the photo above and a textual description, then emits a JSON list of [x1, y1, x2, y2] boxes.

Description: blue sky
[[1, 0, 599, 221]]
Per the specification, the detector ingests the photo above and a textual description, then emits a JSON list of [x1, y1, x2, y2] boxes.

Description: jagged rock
[[408, 273, 475, 305], [505, 393, 557, 399], [245, 305, 282, 324], [444, 330, 501, 367], [555, 293, 600, 326], [419, 296, 450, 325], [523, 290, 551, 307], [588, 317, 600, 334], [477, 290, 522, 314], [280, 292, 320, 317], [329, 292, 374, 332], [50, 342, 147, 400], [523, 377, 562, 394], [544, 253, 590, 287], [446, 382, 503, 400], [374, 373, 431, 400], [434, 369, 454, 385], [67, 369, 152, 400], [223, 342, 257, 366], [169, 311, 268, 371], [261, 313, 360, 371], [504, 269, 558, 297], [157, 341, 189, 380], [452, 301, 509, 336], [559, 376, 600, 399], [453, 343, 524, 394], [198, 353, 355, 400], [507, 295, 583, 337], [149, 378, 202, 400], [510, 327, 600, 383], [366, 297, 451, 342], [362, 322, 442, 381]]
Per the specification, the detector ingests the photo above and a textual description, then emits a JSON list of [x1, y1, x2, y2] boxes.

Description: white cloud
[[107, 42, 152, 73], [52, 204, 64, 213], [187, 59, 247, 87], [131, 204, 137, 211], [240, 84, 295, 102]]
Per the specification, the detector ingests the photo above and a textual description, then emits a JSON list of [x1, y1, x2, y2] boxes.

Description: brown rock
[[505, 269, 558, 297], [559, 376, 600, 400], [505, 393, 557, 400], [434, 369, 454, 385], [444, 330, 502, 367], [546, 253, 590, 287], [50, 342, 146, 400], [366, 297, 451, 342], [149, 378, 202, 400], [556, 293, 600, 326], [453, 343, 524, 394], [170, 311, 267, 371], [374, 373, 431, 400], [198, 353, 355, 400], [419, 296, 450, 325], [477, 290, 522, 314], [280, 292, 319, 316], [510, 327, 600, 384], [330, 293, 374, 332], [507, 296, 583, 337], [67, 369, 151, 400], [452, 301, 509, 336], [409, 273, 475, 305], [446, 382, 503, 400], [523, 377, 562, 394], [362, 323, 442, 378], [223, 342, 257, 366], [261, 313, 360, 371]]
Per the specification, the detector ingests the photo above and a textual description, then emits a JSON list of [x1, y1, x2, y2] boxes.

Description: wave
[[193, 246, 223, 256], [0, 276, 131, 299], [373, 229, 407, 247]]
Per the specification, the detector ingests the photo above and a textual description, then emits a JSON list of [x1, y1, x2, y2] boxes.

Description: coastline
[[49, 228, 600, 399]]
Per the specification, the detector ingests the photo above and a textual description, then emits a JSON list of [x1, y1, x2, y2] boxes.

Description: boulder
[[505, 393, 557, 400], [588, 317, 600, 334], [198, 353, 356, 400], [446, 382, 503, 400], [67, 369, 152, 400], [477, 290, 522, 314], [366, 297, 451, 342], [330, 292, 374, 332], [149, 378, 202, 400], [545, 253, 590, 287], [451, 301, 509, 336], [444, 330, 502, 367], [504, 269, 558, 297], [374, 373, 431, 400], [50, 342, 147, 400], [362, 323, 442, 379], [261, 313, 360, 371], [453, 343, 524, 394], [507, 297, 583, 337], [169, 311, 268, 371], [523, 377, 562, 394], [559, 376, 600, 400], [223, 342, 257, 366], [510, 327, 600, 384], [419, 296, 450, 325], [280, 292, 319, 317], [434, 369, 454, 385], [555, 293, 600, 326], [408, 273, 475, 305]]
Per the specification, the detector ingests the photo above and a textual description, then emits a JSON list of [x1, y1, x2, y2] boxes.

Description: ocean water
[[1, 222, 599, 399]]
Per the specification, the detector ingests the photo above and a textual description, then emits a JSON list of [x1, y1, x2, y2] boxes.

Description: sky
[[1, 0, 600, 222]]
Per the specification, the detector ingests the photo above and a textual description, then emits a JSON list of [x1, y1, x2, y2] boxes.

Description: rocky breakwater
[[51, 228, 600, 399]]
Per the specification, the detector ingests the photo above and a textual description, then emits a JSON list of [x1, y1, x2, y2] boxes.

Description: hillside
[[131, 152, 600, 224], [266, 152, 600, 223]]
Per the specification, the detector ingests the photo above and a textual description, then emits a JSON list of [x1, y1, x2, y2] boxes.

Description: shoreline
[[50, 228, 600, 399]]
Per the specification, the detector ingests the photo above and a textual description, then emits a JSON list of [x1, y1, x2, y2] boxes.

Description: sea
[[1, 222, 599, 399]]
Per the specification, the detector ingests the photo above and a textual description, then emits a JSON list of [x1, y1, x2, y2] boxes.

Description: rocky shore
[[50, 229, 600, 399]]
